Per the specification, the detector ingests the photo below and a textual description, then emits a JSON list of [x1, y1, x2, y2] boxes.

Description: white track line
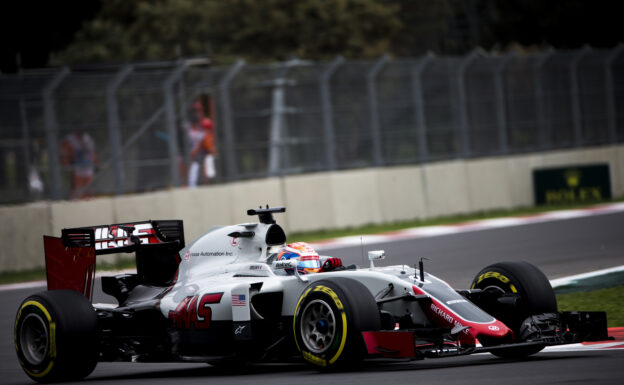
[[0, 280, 46, 291], [543, 341, 624, 352], [550, 265, 624, 288]]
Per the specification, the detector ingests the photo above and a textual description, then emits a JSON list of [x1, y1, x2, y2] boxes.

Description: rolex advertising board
[[533, 164, 612, 205]]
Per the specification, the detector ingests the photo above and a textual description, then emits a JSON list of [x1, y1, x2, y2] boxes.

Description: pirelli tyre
[[14, 290, 98, 383], [471, 261, 558, 358], [293, 278, 380, 370]]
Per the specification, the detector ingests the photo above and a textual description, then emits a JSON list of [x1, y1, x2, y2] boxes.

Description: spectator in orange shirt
[[188, 101, 217, 186]]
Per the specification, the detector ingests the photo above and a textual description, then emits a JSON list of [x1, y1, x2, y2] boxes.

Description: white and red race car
[[14, 206, 607, 382]]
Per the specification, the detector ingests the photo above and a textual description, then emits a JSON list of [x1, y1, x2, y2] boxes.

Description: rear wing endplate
[[45, 220, 184, 300]]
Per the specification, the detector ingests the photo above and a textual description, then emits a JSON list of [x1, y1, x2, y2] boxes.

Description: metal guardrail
[[1, 46, 623, 203]]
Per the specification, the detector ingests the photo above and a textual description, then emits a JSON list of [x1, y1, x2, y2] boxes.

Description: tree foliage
[[55, 0, 451, 65], [56, 0, 213, 64], [51, 0, 624, 67]]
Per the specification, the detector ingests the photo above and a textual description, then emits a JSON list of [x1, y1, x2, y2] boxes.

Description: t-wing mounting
[[247, 205, 286, 224]]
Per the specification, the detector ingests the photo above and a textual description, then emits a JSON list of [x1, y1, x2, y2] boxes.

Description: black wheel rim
[[20, 313, 49, 365], [300, 299, 337, 354]]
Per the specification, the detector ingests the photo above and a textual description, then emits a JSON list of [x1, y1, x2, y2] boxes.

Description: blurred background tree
[[1, 0, 622, 72], [54, 0, 405, 64]]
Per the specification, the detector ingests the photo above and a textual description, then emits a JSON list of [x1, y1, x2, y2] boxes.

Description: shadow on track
[[359, 352, 603, 373], [83, 353, 600, 382], [87, 362, 311, 382]]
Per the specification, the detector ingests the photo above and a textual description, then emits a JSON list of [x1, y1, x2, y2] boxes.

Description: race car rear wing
[[45, 220, 184, 300], [61, 220, 185, 254]]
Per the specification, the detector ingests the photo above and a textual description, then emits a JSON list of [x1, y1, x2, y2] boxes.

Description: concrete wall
[[0, 202, 52, 271], [1, 144, 623, 272]]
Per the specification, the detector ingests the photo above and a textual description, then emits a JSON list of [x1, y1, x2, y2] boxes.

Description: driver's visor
[[298, 259, 320, 269], [298, 255, 321, 273]]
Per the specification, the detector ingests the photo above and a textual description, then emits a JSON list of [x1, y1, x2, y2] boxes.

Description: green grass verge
[[0, 268, 46, 285], [556, 286, 624, 328]]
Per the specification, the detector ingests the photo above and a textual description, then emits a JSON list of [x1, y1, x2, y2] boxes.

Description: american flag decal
[[232, 294, 246, 306]]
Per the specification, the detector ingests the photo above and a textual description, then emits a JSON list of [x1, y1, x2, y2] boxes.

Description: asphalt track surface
[[2, 211, 623, 384]]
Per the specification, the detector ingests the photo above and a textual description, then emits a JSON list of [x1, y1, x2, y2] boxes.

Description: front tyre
[[471, 261, 557, 358], [14, 290, 98, 383], [293, 278, 380, 370]]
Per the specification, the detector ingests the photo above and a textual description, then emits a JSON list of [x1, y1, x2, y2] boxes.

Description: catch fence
[[1, 45, 623, 203]]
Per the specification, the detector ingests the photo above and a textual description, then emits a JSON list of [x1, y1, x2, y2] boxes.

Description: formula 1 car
[[14, 206, 608, 382]]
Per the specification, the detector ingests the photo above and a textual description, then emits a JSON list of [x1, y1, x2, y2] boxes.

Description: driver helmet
[[277, 242, 320, 274]]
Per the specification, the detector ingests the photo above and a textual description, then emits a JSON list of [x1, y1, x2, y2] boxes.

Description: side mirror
[[271, 258, 308, 282], [272, 259, 298, 270], [368, 250, 385, 269]]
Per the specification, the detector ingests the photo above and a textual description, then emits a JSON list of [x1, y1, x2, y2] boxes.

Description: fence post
[[534, 48, 555, 150], [412, 52, 434, 163], [268, 77, 292, 176], [163, 61, 189, 187], [605, 43, 624, 143], [367, 54, 390, 166], [320, 56, 343, 170], [177, 71, 190, 165], [106, 65, 133, 195], [570, 46, 592, 147], [457, 49, 483, 158], [412, 52, 435, 219], [494, 51, 515, 154], [219, 60, 245, 181], [42, 66, 70, 200], [19, 98, 32, 197]]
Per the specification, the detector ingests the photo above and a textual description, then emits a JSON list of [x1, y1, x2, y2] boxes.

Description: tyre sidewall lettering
[[15, 300, 57, 378], [473, 271, 518, 293]]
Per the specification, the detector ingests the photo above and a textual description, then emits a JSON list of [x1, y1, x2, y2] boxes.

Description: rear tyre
[[471, 261, 557, 358], [14, 290, 98, 383], [293, 278, 380, 370]]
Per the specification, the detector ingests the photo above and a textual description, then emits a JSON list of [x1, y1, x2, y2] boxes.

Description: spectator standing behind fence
[[60, 130, 98, 199], [187, 115, 203, 187], [187, 101, 217, 187]]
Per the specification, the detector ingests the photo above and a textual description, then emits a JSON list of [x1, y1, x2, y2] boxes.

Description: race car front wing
[[362, 311, 609, 359]]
